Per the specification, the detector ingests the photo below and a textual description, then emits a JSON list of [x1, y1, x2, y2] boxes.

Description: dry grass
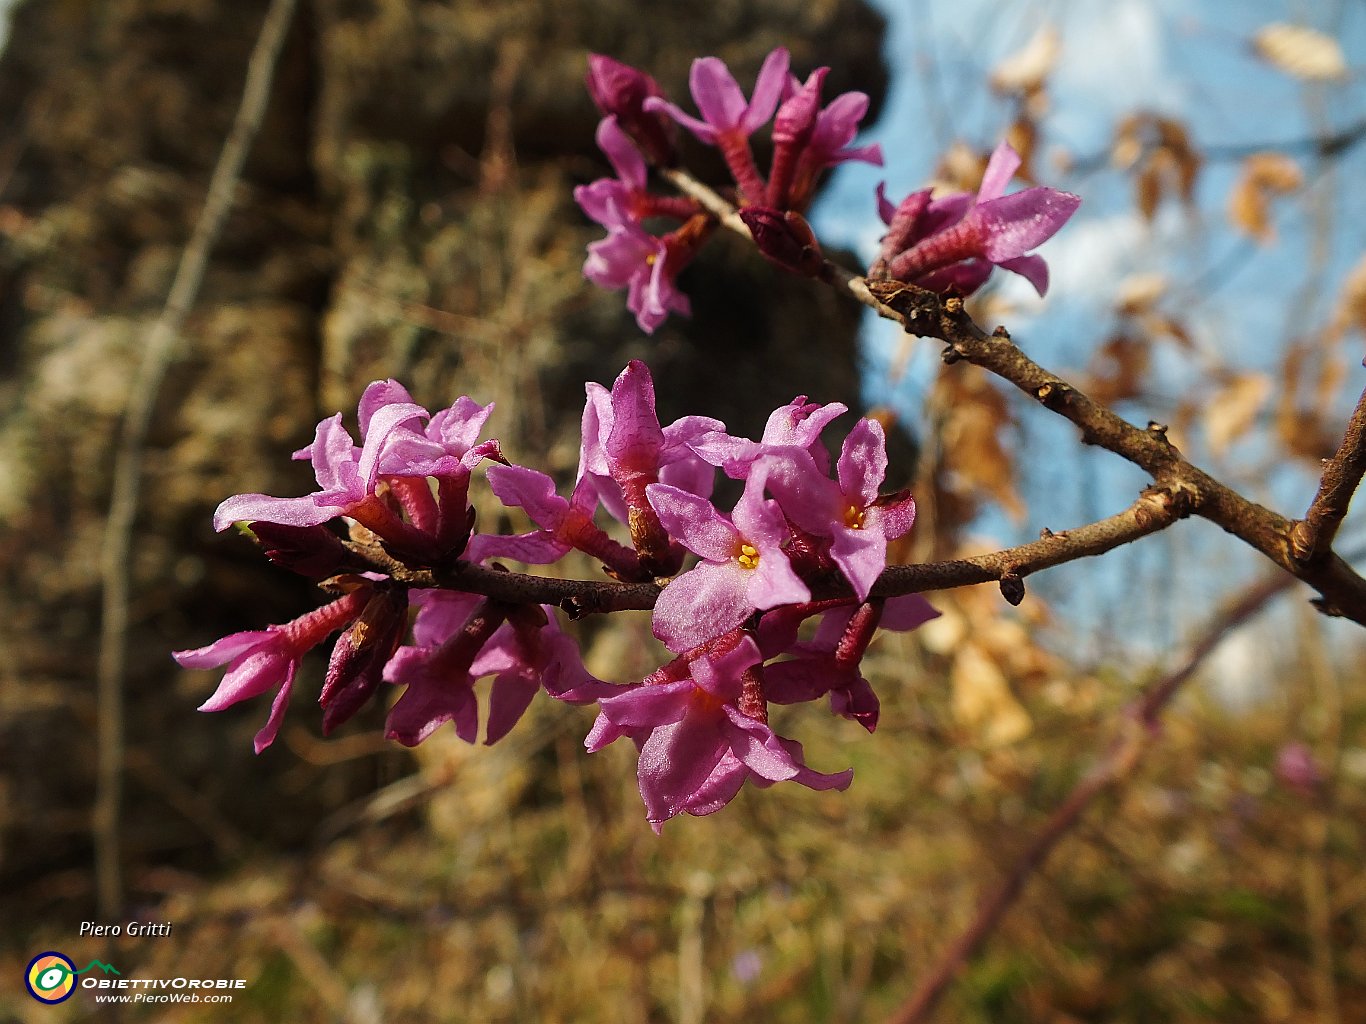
[[3, 619, 1364, 1023]]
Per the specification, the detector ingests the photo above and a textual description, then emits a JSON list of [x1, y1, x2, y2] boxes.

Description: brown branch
[[346, 485, 1183, 614], [884, 570, 1296, 1024], [95, 0, 299, 918], [660, 169, 1366, 627], [1291, 381, 1366, 564]]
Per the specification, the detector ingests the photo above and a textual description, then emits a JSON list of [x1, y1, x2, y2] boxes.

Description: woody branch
[[663, 167, 1366, 627], [1291, 381, 1366, 565], [342, 485, 1185, 615]]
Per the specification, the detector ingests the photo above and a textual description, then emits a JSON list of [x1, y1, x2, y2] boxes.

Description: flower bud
[[249, 522, 350, 579], [738, 207, 825, 277], [319, 587, 408, 734], [586, 54, 677, 167]]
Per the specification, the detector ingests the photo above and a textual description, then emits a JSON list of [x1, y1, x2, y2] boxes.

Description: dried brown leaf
[[1205, 372, 1272, 455], [1228, 153, 1303, 242], [1253, 23, 1348, 82], [1135, 162, 1162, 222], [935, 140, 989, 194], [1227, 175, 1271, 241], [936, 364, 1025, 521], [951, 642, 1032, 746], [990, 25, 1062, 94], [1115, 273, 1168, 316], [1136, 313, 1193, 352], [1331, 252, 1366, 336], [1087, 334, 1151, 404], [1114, 114, 1203, 219], [1246, 152, 1304, 192], [1006, 116, 1039, 181]]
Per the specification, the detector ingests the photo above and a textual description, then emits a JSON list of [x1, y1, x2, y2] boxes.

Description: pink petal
[[836, 418, 888, 510], [385, 669, 479, 746], [251, 660, 299, 754], [194, 645, 291, 711], [486, 463, 569, 530], [868, 492, 917, 541], [723, 709, 800, 782], [652, 561, 752, 652], [647, 483, 740, 561], [880, 593, 940, 631], [638, 712, 729, 828], [175, 630, 275, 670], [688, 56, 749, 132], [595, 116, 648, 191], [976, 188, 1081, 262], [977, 141, 1022, 203], [357, 379, 418, 436], [596, 679, 693, 730], [641, 96, 716, 144], [484, 669, 540, 745], [829, 528, 887, 602], [997, 254, 1050, 296], [739, 48, 791, 134]]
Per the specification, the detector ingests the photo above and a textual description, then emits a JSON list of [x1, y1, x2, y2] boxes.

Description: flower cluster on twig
[[178, 363, 936, 831]]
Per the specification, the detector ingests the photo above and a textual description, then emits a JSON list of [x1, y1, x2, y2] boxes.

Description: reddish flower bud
[[738, 207, 825, 277], [319, 587, 408, 734], [586, 54, 678, 167], [249, 522, 350, 579]]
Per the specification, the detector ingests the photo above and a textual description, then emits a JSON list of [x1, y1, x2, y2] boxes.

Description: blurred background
[[0, 0, 1363, 1020]]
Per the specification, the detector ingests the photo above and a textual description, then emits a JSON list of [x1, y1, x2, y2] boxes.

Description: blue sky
[[810, 0, 1366, 663]]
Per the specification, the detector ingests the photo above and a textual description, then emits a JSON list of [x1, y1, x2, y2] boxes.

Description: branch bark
[[659, 169, 1366, 627], [1291, 381, 1366, 564], [345, 484, 1184, 614]]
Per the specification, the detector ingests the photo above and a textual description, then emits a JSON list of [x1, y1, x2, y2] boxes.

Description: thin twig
[[1291, 382, 1366, 564], [659, 168, 1366, 626], [94, 0, 298, 918], [884, 570, 1296, 1024], [350, 485, 1185, 614]]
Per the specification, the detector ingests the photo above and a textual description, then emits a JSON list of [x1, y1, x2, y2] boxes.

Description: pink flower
[[689, 395, 848, 478], [585, 634, 851, 832], [577, 360, 721, 574], [585, 54, 678, 167], [763, 418, 917, 601], [582, 216, 694, 335], [213, 380, 500, 563], [759, 595, 938, 731], [647, 466, 809, 652], [174, 591, 368, 753], [875, 142, 1079, 296], [645, 48, 790, 147], [574, 117, 649, 230], [645, 48, 790, 203], [383, 593, 609, 747], [769, 68, 881, 210], [484, 463, 645, 579]]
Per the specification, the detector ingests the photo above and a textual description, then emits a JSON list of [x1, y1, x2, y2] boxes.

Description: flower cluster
[[579, 49, 882, 333], [870, 141, 1080, 297], [177, 362, 936, 830], [577, 50, 1079, 333]]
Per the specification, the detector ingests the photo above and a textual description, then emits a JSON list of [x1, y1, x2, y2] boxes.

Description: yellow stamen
[[736, 543, 760, 570], [844, 505, 866, 530]]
